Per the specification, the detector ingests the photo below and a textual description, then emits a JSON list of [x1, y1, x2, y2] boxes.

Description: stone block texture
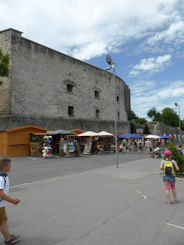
[[0, 28, 131, 132]]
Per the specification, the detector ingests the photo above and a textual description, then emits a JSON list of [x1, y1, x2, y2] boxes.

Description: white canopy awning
[[77, 131, 99, 137], [145, 135, 160, 139], [98, 131, 114, 136]]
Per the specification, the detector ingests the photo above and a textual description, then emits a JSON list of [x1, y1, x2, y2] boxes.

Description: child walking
[[160, 150, 179, 204], [0, 158, 21, 244]]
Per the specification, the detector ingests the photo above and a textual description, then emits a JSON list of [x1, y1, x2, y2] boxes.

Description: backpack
[[0, 173, 7, 202], [164, 160, 174, 176], [0, 173, 6, 188]]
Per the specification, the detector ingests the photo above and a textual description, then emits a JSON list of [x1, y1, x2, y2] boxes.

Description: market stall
[[30, 133, 45, 156], [145, 134, 161, 148], [77, 131, 99, 154], [0, 125, 49, 157], [96, 131, 114, 152], [46, 129, 76, 156], [119, 133, 142, 152], [77, 131, 115, 154]]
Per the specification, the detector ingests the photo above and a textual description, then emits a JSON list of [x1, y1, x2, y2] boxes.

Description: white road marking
[[166, 223, 184, 230], [131, 184, 148, 199], [11, 171, 94, 188]]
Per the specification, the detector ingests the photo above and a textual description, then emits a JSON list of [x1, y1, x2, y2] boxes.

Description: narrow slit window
[[68, 106, 74, 116], [95, 90, 100, 99], [96, 109, 100, 119]]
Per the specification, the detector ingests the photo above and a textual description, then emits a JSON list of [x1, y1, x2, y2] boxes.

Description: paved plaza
[[1, 154, 184, 244]]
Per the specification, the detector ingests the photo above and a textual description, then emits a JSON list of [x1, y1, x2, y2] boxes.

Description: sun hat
[[165, 150, 172, 156]]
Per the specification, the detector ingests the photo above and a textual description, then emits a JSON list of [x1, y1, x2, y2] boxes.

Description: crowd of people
[[119, 138, 164, 155]]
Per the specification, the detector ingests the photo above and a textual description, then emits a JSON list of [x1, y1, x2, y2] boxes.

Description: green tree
[[161, 107, 179, 127], [143, 124, 150, 134], [137, 117, 147, 124], [128, 111, 138, 133], [168, 143, 184, 173], [147, 107, 161, 121], [147, 106, 181, 128], [128, 110, 138, 121], [154, 111, 161, 121], [147, 107, 157, 120], [181, 120, 184, 130], [0, 49, 9, 85]]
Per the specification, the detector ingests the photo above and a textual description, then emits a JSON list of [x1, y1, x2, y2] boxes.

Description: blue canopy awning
[[119, 133, 132, 138], [160, 135, 170, 139], [131, 133, 142, 139], [119, 133, 142, 139]]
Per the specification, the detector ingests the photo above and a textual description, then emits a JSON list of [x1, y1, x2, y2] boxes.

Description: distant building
[[147, 121, 183, 141], [0, 28, 130, 132], [136, 121, 184, 142]]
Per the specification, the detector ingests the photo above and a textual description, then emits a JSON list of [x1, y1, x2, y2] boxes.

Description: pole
[[178, 105, 182, 144], [112, 64, 118, 168]]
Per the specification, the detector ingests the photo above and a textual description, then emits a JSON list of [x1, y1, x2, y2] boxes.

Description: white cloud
[[130, 80, 156, 96], [157, 80, 184, 98], [129, 54, 171, 76], [146, 20, 184, 46], [0, 0, 181, 60], [131, 80, 184, 118]]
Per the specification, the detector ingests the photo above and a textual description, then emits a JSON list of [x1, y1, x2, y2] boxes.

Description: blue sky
[[0, 0, 184, 119]]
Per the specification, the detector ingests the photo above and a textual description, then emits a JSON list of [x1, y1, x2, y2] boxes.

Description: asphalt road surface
[[4, 155, 184, 245], [2, 152, 183, 245], [9, 152, 149, 186]]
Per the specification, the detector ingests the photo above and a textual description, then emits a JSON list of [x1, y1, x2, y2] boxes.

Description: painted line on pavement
[[11, 172, 89, 188], [11, 168, 108, 188], [131, 184, 148, 199], [166, 223, 184, 231]]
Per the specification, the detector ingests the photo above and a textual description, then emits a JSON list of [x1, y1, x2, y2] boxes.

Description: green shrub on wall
[[0, 48, 9, 85], [167, 143, 184, 173]]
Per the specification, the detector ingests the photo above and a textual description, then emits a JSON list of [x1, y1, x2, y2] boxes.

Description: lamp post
[[175, 102, 182, 144], [106, 55, 118, 168]]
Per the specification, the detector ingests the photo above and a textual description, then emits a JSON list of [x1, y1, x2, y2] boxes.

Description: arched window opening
[[67, 84, 73, 92]]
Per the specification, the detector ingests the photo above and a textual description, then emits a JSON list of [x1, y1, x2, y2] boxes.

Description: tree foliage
[[0, 49, 9, 85], [161, 107, 179, 127], [128, 110, 138, 121], [147, 106, 180, 127], [136, 117, 147, 124], [143, 124, 150, 134], [128, 110, 148, 133], [168, 143, 184, 173], [128, 111, 137, 133], [147, 107, 161, 121]]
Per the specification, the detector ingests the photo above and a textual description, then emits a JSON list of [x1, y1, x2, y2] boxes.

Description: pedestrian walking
[[178, 144, 184, 157], [160, 150, 179, 204], [137, 139, 143, 153], [145, 139, 152, 152], [122, 139, 127, 152], [0, 158, 21, 244]]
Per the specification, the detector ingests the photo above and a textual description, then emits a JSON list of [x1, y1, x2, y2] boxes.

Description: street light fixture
[[175, 102, 182, 144], [105, 55, 118, 168]]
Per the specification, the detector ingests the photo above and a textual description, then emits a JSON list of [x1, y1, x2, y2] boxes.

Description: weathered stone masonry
[[0, 28, 131, 132]]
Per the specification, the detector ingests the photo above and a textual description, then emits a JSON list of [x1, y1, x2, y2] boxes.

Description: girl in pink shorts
[[160, 150, 179, 204]]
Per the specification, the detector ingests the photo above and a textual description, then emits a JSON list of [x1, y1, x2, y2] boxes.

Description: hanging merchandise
[[42, 136, 52, 158], [83, 139, 92, 154], [69, 141, 74, 153]]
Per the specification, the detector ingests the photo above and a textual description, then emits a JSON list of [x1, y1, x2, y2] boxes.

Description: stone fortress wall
[[0, 29, 130, 132]]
